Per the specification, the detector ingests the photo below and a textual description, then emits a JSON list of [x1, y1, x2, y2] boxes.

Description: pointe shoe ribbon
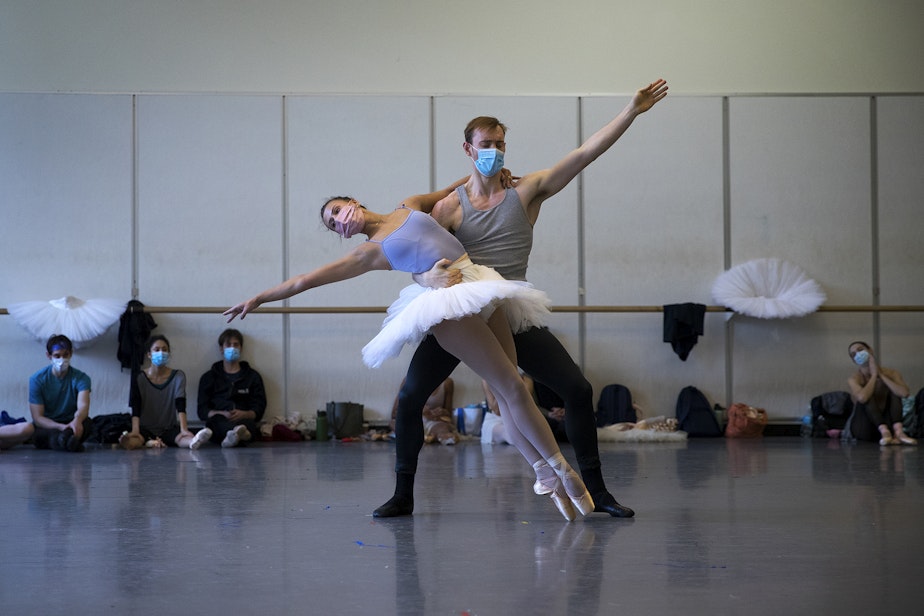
[[548, 453, 595, 517]]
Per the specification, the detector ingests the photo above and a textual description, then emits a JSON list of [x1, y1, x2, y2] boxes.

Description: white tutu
[[711, 258, 826, 319], [362, 258, 551, 368], [7, 296, 126, 349]]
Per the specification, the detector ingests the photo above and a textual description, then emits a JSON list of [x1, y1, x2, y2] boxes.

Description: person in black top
[[197, 328, 267, 448]]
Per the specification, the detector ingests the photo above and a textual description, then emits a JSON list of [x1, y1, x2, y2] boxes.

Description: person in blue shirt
[[29, 334, 92, 452]]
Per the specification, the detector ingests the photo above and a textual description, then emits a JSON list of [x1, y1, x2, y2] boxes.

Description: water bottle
[[316, 410, 329, 441], [800, 413, 813, 438]]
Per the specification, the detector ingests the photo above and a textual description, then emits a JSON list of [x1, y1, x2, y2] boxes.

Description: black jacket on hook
[[116, 299, 158, 377], [663, 303, 705, 361]]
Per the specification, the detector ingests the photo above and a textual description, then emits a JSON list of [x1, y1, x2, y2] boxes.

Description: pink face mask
[[333, 203, 365, 238]]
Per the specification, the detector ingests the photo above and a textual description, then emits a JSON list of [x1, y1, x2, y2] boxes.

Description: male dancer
[[375, 79, 669, 518]]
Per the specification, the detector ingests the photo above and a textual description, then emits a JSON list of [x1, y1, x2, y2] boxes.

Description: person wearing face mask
[[224, 188, 598, 522], [374, 78, 668, 518], [196, 328, 266, 448], [27, 334, 92, 452], [847, 341, 916, 446], [118, 335, 205, 450]]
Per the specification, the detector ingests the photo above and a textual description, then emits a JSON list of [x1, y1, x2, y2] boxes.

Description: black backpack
[[87, 413, 133, 444], [809, 391, 853, 437], [905, 388, 924, 439], [596, 384, 636, 427], [676, 386, 722, 437]]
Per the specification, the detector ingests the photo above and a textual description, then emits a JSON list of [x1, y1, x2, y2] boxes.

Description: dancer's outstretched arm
[[224, 243, 388, 322]]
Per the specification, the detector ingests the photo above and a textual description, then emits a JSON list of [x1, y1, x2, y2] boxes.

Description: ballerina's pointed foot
[[548, 453, 595, 517], [532, 459, 556, 495], [550, 483, 577, 521], [534, 460, 577, 521]]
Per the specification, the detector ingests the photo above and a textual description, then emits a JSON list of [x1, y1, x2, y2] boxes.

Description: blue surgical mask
[[151, 351, 170, 367], [224, 347, 241, 362], [471, 146, 504, 177], [853, 350, 869, 366]]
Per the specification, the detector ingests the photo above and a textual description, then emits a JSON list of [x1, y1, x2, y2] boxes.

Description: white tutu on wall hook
[[711, 258, 826, 319], [7, 296, 126, 348]]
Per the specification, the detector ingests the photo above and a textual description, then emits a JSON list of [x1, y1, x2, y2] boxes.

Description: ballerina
[[224, 192, 593, 520]]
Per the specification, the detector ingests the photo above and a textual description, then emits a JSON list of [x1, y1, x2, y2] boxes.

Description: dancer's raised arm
[[224, 243, 388, 322]]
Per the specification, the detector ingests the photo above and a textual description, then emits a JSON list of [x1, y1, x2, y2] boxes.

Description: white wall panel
[[583, 96, 725, 416], [135, 94, 286, 416], [136, 94, 284, 305], [285, 96, 432, 420], [1, 93, 132, 298], [728, 97, 874, 417], [878, 97, 924, 306], [0, 93, 133, 413], [285, 96, 431, 308], [583, 96, 724, 305], [584, 313, 728, 419], [877, 98, 924, 394], [728, 97, 871, 303], [731, 313, 872, 418]]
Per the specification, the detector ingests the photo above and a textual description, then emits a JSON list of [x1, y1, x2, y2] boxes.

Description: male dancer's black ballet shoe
[[592, 492, 635, 518], [373, 494, 414, 518]]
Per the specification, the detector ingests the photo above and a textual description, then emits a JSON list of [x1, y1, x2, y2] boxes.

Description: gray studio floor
[[1, 435, 921, 616]]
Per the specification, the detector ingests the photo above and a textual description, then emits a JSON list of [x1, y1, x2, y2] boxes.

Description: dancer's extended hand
[[632, 78, 669, 114], [224, 298, 260, 322]]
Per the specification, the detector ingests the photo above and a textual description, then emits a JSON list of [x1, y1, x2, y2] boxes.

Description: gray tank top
[[454, 186, 533, 281]]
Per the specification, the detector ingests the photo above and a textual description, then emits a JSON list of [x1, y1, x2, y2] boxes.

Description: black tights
[[850, 392, 902, 442], [394, 327, 602, 483]]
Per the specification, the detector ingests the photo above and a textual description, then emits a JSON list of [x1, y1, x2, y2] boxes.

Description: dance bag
[[325, 401, 364, 438], [725, 403, 768, 438]]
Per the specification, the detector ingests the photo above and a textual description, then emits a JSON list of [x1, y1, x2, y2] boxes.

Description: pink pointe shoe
[[547, 453, 595, 517], [533, 460, 576, 521]]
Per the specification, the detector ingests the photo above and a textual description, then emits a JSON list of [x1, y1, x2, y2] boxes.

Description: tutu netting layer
[[362, 258, 551, 368], [711, 258, 826, 319], [7, 296, 126, 348]]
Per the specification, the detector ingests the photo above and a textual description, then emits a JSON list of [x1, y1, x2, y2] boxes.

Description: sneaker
[[53, 428, 74, 451], [190, 428, 213, 450], [66, 432, 84, 452]]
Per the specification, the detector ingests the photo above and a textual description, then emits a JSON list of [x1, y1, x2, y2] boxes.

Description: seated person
[[29, 335, 92, 452], [847, 341, 916, 445], [119, 335, 208, 450], [481, 379, 515, 445], [0, 411, 34, 450], [391, 378, 459, 445], [197, 328, 266, 448], [529, 376, 569, 443]]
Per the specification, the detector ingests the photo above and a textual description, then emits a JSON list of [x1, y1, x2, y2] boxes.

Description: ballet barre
[[4, 305, 923, 315]]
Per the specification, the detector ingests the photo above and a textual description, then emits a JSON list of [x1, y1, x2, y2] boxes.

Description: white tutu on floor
[[362, 258, 551, 368]]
